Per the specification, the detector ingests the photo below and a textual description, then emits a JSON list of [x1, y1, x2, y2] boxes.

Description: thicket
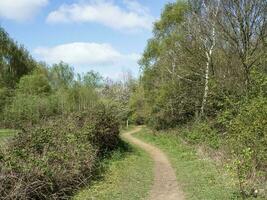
[[129, 0, 267, 198], [0, 106, 119, 199], [0, 26, 122, 199]]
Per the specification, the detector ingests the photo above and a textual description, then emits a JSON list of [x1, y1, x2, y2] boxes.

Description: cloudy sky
[[0, 0, 173, 79]]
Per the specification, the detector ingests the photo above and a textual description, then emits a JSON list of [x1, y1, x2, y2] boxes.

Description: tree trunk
[[201, 53, 210, 116], [200, 24, 216, 117]]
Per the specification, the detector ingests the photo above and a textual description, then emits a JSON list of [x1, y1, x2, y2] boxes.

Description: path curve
[[123, 127, 185, 200]]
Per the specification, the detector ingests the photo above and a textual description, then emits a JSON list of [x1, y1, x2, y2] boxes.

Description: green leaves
[[226, 96, 267, 196], [0, 27, 36, 88], [17, 71, 51, 96], [0, 107, 120, 199]]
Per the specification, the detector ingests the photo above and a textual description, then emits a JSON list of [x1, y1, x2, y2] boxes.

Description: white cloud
[[0, 0, 48, 21], [34, 42, 141, 78], [34, 42, 140, 73], [46, 0, 154, 31]]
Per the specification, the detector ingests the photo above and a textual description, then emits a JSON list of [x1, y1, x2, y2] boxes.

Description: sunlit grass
[[74, 130, 153, 200], [135, 127, 246, 200], [0, 129, 17, 145]]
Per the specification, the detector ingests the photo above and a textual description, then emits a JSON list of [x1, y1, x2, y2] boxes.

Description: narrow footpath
[[123, 127, 185, 200]]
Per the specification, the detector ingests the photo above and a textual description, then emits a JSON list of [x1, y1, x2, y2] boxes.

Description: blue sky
[[0, 0, 173, 79]]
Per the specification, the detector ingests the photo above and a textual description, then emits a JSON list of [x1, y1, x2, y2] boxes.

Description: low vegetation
[[0, 129, 17, 147], [74, 132, 153, 200], [0, 129, 17, 139], [0, 106, 120, 199], [136, 128, 266, 200]]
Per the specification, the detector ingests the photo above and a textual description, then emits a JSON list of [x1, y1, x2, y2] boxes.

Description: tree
[[48, 62, 75, 90], [187, 0, 221, 116], [81, 70, 103, 88], [217, 0, 267, 88], [17, 70, 51, 96], [101, 72, 136, 127], [0, 27, 36, 88]]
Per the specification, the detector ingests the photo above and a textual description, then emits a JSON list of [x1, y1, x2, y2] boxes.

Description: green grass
[[0, 129, 17, 145], [135, 127, 242, 200], [73, 131, 153, 200]]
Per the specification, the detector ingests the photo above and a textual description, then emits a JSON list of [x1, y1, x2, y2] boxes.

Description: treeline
[[0, 27, 134, 128], [129, 0, 266, 198], [0, 27, 132, 199]]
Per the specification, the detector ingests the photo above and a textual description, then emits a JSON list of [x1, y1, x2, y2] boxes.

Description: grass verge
[[73, 130, 153, 200], [135, 127, 250, 200], [0, 129, 17, 146]]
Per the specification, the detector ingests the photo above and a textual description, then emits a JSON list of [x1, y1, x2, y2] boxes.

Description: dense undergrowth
[[0, 105, 120, 200], [175, 95, 267, 197]]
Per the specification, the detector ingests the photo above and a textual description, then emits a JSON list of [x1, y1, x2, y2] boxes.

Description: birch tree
[[199, 0, 221, 116], [179, 0, 221, 116]]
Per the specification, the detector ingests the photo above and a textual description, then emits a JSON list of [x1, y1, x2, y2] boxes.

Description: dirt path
[[123, 127, 185, 200]]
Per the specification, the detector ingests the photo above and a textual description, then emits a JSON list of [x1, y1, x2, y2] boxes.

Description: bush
[[0, 105, 120, 199], [84, 104, 120, 154], [181, 121, 221, 149], [225, 95, 267, 197], [227, 96, 267, 196], [228, 96, 267, 168], [2, 94, 60, 128]]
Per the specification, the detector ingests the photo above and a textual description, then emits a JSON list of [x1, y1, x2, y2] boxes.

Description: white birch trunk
[[200, 0, 220, 116], [200, 25, 216, 116], [201, 52, 211, 116]]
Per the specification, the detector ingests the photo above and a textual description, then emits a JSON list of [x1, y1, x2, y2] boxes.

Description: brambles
[[0, 106, 120, 200], [227, 97, 267, 197]]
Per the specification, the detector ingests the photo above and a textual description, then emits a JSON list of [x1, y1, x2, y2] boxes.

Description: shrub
[[0, 105, 120, 199], [17, 72, 51, 95], [84, 104, 120, 154], [227, 96, 267, 197], [181, 121, 221, 149], [2, 94, 60, 128]]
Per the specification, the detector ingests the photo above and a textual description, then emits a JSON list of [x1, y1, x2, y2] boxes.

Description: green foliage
[[129, 85, 147, 125], [0, 106, 120, 199], [134, 0, 267, 196], [0, 86, 13, 113], [84, 104, 120, 154], [0, 27, 36, 88], [180, 121, 221, 149], [17, 71, 51, 95], [0, 129, 17, 146], [101, 73, 136, 127], [3, 93, 60, 128], [226, 96, 267, 194], [80, 70, 104, 88], [228, 96, 267, 164], [48, 62, 75, 90], [250, 69, 267, 97], [1, 65, 101, 128], [154, 1, 188, 38]]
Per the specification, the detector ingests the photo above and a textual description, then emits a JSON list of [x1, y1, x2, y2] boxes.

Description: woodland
[[0, 0, 266, 199]]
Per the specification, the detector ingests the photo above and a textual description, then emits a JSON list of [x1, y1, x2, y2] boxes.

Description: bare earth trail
[[122, 127, 185, 200]]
